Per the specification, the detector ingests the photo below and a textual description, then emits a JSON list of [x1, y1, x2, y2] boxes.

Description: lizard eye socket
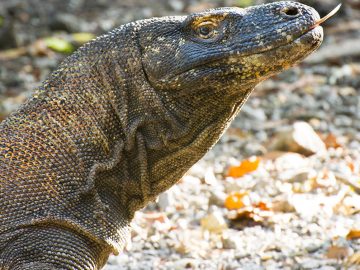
[[195, 21, 218, 39]]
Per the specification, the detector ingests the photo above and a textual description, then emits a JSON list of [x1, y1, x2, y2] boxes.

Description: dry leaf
[[225, 127, 249, 139], [347, 161, 356, 173], [255, 201, 271, 211], [325, 245, 349, 260], [224, 192, 248, 210], [228, 157, 260, 178], [227, 205, 273, 228], [323, 133, 341, 148], [346, 252, 360, 266], [30, 40, 53, 57], [174, 242, 190, 255], [143, 212, 167, 223], [0, 47, 27, 60], [261, 151, 288, 160], [227, 207, 257, 221], [346, 229, 360, 240], [272, 198, 296, 213]]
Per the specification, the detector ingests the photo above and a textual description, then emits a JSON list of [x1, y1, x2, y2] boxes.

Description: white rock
[[300, 258, 321, 269], [317, 266, 336, 270], [278, 169, 312, 183], [204, 167, 218, 185], [157, 186, 180, 212], [270, 121, 326, 156], [222, 231, 242, 250], [242, 105, 267, 121], [208, 189, 227, 207], [168, 0, 185, 11], [200, 211, 227, 233]]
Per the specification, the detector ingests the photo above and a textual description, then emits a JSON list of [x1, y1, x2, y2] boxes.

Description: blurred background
[[0, 0, 359, 269]]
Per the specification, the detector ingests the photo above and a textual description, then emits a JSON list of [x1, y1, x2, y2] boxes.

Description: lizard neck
[[79, 24, 255, 211]]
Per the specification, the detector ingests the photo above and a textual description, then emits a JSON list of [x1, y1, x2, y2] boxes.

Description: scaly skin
[[0, 2, 323, 269]]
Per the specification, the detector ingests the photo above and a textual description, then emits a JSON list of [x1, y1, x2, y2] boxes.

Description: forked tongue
[[311, 4, 341, 29]]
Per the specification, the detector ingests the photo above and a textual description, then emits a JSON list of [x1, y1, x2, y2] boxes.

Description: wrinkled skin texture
[[0, 2, 323, 269]]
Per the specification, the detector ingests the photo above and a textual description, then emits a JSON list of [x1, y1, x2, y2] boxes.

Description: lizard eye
[[195, 22, 218, 39]]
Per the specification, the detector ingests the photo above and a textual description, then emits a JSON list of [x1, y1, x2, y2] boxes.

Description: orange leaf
[[228, 157, 260, 178], [224, 192, 247, 210], [226, 205, 272, 226], [255, 201, 271, 211], [347, 229, 360, 240], [323, 133, 341, 148], [347, 161, 355, 173]]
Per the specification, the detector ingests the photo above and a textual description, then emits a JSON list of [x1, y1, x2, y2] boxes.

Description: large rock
[[269, 121, 326, 156]]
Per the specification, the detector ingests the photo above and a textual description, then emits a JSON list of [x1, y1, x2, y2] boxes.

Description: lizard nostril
[[282, 6, 299, 17]]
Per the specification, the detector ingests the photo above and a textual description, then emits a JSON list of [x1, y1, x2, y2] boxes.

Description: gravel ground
[[0, 0, 359, 269]]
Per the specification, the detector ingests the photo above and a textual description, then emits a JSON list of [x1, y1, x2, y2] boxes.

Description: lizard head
[[139, 1, 323, 98], [125, 1, 327, 196]]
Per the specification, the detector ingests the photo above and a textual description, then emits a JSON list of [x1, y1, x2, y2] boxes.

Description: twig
[[334, 173, 360, 194]]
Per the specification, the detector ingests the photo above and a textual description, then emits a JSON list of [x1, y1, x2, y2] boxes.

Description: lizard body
[[0, 2, 324, 269]]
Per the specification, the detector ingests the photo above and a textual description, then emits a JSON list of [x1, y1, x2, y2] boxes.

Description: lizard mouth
[[259, 3, 341, 54], [294, 3, 340, 45], [309, 4, 341, 30], [251, 3, 341, 57]]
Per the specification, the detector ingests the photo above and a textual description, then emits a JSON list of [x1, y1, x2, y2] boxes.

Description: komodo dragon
[[0, 1, 333, 269]]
